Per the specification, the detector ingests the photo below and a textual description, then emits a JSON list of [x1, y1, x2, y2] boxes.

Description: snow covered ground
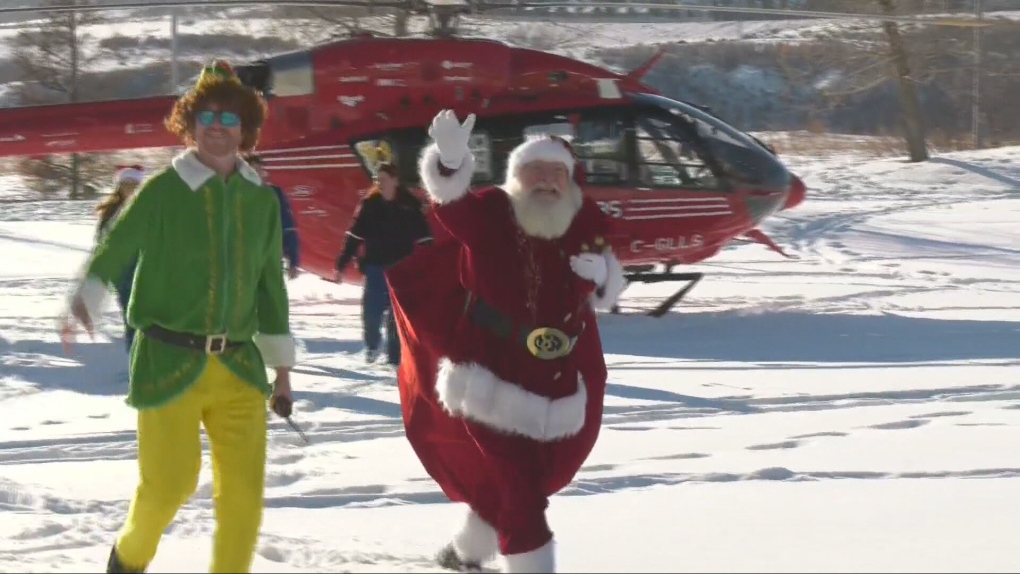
[[1, 144, 1019, 572]]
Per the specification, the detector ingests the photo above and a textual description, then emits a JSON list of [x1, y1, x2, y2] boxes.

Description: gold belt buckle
[[526, 327, 572, 360]]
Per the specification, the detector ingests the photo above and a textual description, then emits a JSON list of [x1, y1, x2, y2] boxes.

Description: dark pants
[[116, 287, 135, 353], [362, 264, 399, 365]]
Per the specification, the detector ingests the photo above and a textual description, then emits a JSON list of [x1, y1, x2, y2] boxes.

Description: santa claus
[[386, 110, 626, 573]]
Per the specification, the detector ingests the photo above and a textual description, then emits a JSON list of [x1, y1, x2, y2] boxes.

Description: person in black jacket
[[335, 162, 432, 366]]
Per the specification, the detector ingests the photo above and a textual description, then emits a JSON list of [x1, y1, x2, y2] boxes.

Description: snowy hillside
[[0, 145, 1018, 572]]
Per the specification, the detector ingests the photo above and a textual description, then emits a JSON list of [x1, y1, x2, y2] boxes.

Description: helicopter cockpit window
[[523, 123, 574, 139], [268, 50, 315, 97], [635, 115, 718, 190], [643, 94, 790, 192], [468, 131, 493, 184], [574, 118, 628, 185], [521, 119, 628, 186]]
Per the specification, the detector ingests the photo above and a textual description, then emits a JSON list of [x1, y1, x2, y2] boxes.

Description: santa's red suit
[[386, 112, 627, 573]]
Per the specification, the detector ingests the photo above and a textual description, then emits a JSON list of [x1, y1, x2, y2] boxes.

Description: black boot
[[436, 543, 483, 572], [106, 546, 146, 574]]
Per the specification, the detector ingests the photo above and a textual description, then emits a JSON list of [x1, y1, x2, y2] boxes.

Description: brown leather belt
[[464, 292, 580, 360]]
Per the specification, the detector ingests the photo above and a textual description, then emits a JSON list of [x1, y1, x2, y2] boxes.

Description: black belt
[[465, 293, 581, 361], [143, 325, 246, 355]]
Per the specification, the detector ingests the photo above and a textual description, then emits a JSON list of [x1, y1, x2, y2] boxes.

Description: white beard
[[505, 178, 583, 240]]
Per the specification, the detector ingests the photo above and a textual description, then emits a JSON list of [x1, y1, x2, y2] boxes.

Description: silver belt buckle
[[205, 333, 228, 355]]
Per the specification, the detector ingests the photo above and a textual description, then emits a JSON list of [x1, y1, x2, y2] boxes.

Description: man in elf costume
[[59, 60, 296, 574]]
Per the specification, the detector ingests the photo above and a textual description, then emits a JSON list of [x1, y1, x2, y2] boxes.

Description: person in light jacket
[[94, 165, 146, 351]]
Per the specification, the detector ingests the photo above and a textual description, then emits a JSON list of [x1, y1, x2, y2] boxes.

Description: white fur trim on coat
[[505, 136, 575, 184], [452, 509, 498, 564], [171, 149, 261, 192], [67, 275, 110, 329], [418, 143, 476, 205], [504, 539, 555, 573], [435, 358, 587, 442], [254, 333, 297, 368], [591, 251, 627, 311]]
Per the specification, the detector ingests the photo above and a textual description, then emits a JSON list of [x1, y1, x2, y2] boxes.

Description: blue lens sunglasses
[[196, 110, 241, 128]]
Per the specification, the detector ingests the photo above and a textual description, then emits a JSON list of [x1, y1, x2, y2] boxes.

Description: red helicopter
[[0, 0, 806, 316]]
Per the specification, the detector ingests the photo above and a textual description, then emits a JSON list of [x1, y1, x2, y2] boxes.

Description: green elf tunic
[[72, 150, 296, 409]]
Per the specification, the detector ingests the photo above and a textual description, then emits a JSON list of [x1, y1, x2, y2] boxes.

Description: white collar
[[171, 148, 262, 191]]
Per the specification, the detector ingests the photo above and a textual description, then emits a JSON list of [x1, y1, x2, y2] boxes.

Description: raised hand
[[428, 109, 476, 170]]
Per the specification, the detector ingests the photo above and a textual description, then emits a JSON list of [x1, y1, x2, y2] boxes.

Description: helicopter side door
[[611, 107, 737, 265]]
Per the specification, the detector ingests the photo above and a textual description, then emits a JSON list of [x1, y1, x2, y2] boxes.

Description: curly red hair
[[163, 73, 268, 152]]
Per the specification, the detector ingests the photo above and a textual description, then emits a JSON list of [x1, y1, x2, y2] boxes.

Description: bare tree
[[779, 0, 931, 161], [11, 0, 112, 198], [877, 0, 929, 161]]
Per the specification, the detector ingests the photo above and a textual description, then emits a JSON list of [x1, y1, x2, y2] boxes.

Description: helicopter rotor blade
[[1, 0, 1015, 29], [510, 1, 1018, 28], [0, 0, 411, 15]]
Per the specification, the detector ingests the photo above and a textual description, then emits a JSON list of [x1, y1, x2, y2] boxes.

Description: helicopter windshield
[[631, 93, 790, 192]]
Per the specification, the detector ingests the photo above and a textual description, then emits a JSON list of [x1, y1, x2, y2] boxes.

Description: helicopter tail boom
[[0, 96, 179, 158]]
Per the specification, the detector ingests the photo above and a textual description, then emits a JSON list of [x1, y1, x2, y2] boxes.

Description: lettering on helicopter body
[[376, 78, 406, 87], [125, 123, 153, 134], [441, 60, 472, 69], [338, 76, 369, 83], [299, 206, 329, 218], [630, 234, 705, 253], [339, 95, 365, 107], [597, 200, 623, 219], [291, 185, 315, 199]]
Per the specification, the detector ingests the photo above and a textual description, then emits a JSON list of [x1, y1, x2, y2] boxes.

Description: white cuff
[[254, 333, 297, 368], [65, 275, 110, 328], [419, 143, 475, 204], [590, 251, 627, 311]]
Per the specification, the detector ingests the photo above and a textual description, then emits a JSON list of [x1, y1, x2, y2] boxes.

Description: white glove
[[428, 109, 475, 170], [570, 253, 607, 286]]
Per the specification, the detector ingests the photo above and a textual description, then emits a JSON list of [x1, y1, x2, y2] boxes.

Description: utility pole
[[170, 9, 179, 93], [971, 0, 983, 149]]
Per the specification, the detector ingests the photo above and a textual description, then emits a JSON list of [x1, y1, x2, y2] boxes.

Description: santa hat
[[114, 164, 144, 186], [506, 135, 577, 183]]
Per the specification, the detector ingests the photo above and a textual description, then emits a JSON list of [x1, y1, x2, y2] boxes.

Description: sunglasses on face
[[195, 110, 241, 128]]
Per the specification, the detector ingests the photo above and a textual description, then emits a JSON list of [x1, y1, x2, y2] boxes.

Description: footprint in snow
[[790, 431, 848, 439], [909, 411, 970, 419], [869, 419, 929, 430], [746, 440, 801, 451]]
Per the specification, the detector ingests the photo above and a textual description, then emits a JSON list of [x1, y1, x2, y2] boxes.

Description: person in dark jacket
[[94, 165, 145, 352], [335, 162, 432, 366], [246, 154, 301, 279]]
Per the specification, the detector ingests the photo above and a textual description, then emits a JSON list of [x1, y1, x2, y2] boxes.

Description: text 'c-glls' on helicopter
[[0, 0, 807, 317]]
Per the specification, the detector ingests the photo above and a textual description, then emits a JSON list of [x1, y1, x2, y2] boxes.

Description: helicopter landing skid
[[611, 269, 704, 318]]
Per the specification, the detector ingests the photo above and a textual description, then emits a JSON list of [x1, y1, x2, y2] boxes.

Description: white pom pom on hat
[[114, 165, 145, 186]]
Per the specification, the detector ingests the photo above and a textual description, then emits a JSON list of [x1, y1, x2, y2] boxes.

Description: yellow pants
[[115, 356, 268, 573]]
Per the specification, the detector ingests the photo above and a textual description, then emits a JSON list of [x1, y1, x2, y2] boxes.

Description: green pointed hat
[[195, 59, 241, 90]]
